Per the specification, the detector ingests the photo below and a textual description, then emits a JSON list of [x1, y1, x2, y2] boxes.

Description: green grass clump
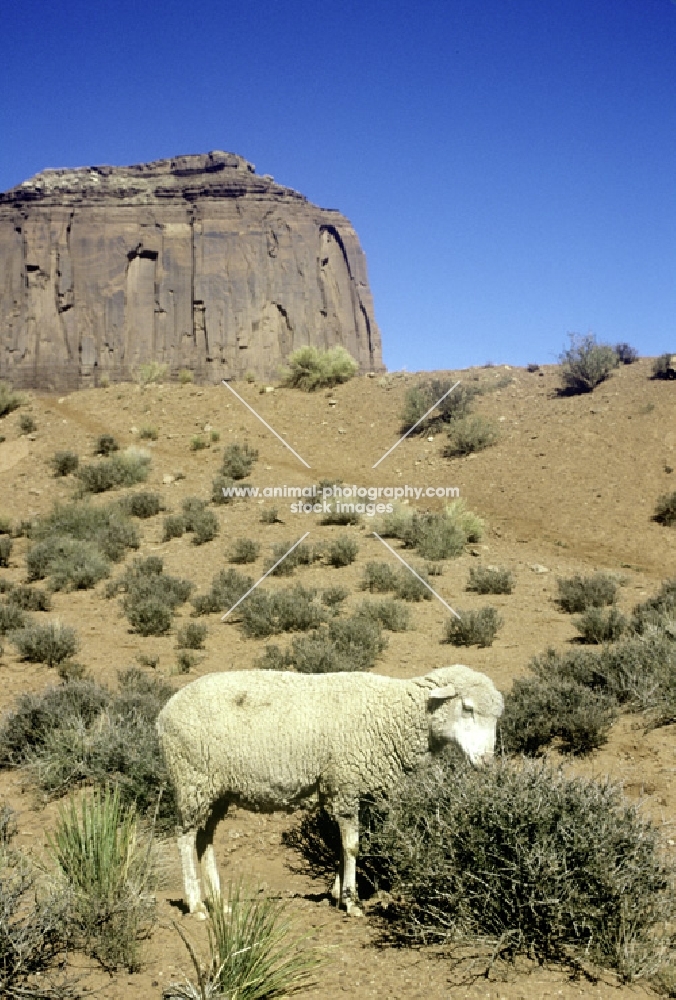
[[653, 490, 676, 527], [575, 606, 627, 644], [108, 557, 192, 636], [556, 572, 618, 613], [77, 448, 151, 493], [94, 434, 119, 456], [191, 569, 253, 616], [0, 381, 21, 418], [228, 537, 260, 564], [178, 368, 194, 385], [467, 565, 514, 594], [190, 435, 207, 451], [443, 414, 499, 457], [162, 514, 185, 541], [48, 786, 158, 971], [119, 491, 163, 519], [281, 345, 358, 391], [363, 756, 676, 983], [166, 881, 318, 1000], [500, 676, 616, 755], [558, 333, 620, 393], [443, 607, 502, 647], [0, 535, 11, 567], [10, 621, 79, 669], [327, 535, 359, 567], [443, 498, 485, 542], [176, 621, 207, 650], [221, 442, 258, 480], [240, 586, 326, 638], [51, 450, 79, 476]]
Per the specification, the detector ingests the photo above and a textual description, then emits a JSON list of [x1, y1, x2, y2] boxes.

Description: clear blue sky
[[1, 0, 675, 371]]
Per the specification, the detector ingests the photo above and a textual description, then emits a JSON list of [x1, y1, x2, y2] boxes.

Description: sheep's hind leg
[[177, 830, 206, 919], [336, 813, 362, 917], [196, 804, 227, 912]]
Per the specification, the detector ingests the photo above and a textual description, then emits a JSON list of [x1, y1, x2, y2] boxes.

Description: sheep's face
[[427, 689, 502, 765]]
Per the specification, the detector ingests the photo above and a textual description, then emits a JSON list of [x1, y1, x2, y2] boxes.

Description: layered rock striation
[[0, 151, 383, 389]]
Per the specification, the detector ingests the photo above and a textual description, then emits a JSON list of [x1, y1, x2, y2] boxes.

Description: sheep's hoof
[[190, 905, 208, 921], [345, 900, 364, 918]]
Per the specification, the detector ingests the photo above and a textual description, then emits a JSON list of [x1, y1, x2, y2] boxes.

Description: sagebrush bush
[[556, 572, 618, 612], [190, 509, 219, 545], [108, 557, 193, 636], [178, 368, 194, 384], [176, 621, 207, 650], [51, 450, 79, 477], [0, 603, 28, 636], [443, 607, 502, 647], [327, 535, 358, 567], [77, 448, 150, 493], [27, 537, 110, 591], [190, 435, 207, 451], [162, 514, 185, 541], [175, 650, 197, 674], [191, 568, 253, 616], [443, 498, 484, 542], [94, 434, 119, 456], [653, 490, 676, 527], [49, 786, 158, 971], [631, 577, 676, 634], [558, 333, 620, 393], [228, 537, 260, 564], [321, 586, 348, 610], [4, 584, 51, 612], [360, 561, 399, 593], [18, 413, 36, 434], [260, 506, 281, 524], [221, 442, 258, 480], [615, 342, 639, 364], [136, 361, 167, 385], [139, 425, 158, 441], [33, 501, 140, 561], [375, 502, 414, 539], [319, 506, 361, 526], [211, 473, 239, 504], [652, 353, 675, 380], [11, 621, 79, 668], [362, 756, 676, 982], [0, 535, 11, 567], [575, 606, 627, 644], [271, 612, 387, 674], [240, 585, 326, 638], [500, 676, 616, 755], [401, 511, 467, 560], [356, 598, 410, 632], [467, 565, 513, 594], [266, 539, 315, 576], [443, 414, 498, 457], [0, 381, 21, 418], [282, 345, 358, 391], [119, 491, 163, 519], [399, 379, 477, 434]]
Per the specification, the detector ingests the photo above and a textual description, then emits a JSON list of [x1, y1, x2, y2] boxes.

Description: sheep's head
[[423, 665, 504, 765]]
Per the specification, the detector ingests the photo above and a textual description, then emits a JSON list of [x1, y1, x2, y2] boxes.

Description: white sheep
[[156, 665, 503, 917]]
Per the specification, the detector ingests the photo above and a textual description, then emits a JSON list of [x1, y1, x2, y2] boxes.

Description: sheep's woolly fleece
[[156, 666, 503, 831]]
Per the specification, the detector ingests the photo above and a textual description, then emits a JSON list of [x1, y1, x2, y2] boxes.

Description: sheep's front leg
[[177, 830, 206, 919], [336, 813, 362, 917]]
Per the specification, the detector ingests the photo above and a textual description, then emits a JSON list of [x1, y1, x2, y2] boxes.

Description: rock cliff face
[[0, 151, 383, 389]]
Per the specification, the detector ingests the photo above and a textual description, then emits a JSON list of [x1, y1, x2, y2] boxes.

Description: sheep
[[156, 664, 503, 917]]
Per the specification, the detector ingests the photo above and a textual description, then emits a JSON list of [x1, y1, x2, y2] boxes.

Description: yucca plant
[[166, 881, 319, 1000], [48, 786, 157, 971]]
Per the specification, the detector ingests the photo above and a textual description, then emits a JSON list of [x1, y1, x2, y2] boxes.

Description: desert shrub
[[443, 498, 485, 542], [360, 561, 399, 593], [500, 676, 616, 755], [0, 381, 21, 418], [49, 786, 157, 971], [11, 621, 79, 668], [631, 577, 676, 634], [443, 607, 502, 647], [51, 450, 79, 476], [19, 413, 36, 434], [27, 537, 110, 591], [0, 516, 11, 534], [615, 342, 639, 364], [652, 353, 676, 380], [443, 415, 499, 457], [175, 650, 197, 674], [282, 612, 387, 674], [575, 606, 627, 644], [0, 535, 11, 567], [228, 537, 260, 564], [178, 368, 193, 384], [327, 535, 358, 567], [221, 442, 258, 480], [77, 449, 151, 493], [136, 361, 167, 385], [653, 490, 676, 527], [0, 603, 28, 636], [401, 511, 466, 560], [319, 506, 361, 526], [321, 586, 348, 611], [31, 501, 140, 562], [467, 565, 514, 594], [5, 584, 51, 612], [176, 621, 207, 650], [190, 435, 207, 451], [190, 509, 219, 545], [211, 474, 240, 504], [181, 496, 207, 528], [162, 514, 185, 541], [211, 430, 220, 443], [266, 539, 315, 576], [191, 568, 253, 616], [240, 586, 326, 639], [165, 882, 318, 1000], [558, 333, 620, 393], [375, 502, 414, 539], [94, 434, 119, 456], [139, 425, 158, 440], [356, 598, 410, 632], [119, 491, 163, 519], [394, 568, 432, 602], [363, 756, 676, 982], [556, 572, 618, 613], [109, 557, 192, 636], [281, 345, 358, 391], [260, 506, 281, 524], [126, 599, 173, 636], [399, 379, 477, 434]]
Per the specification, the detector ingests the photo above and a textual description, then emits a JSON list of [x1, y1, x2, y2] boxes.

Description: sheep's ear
[[429, 684, 456, 702]]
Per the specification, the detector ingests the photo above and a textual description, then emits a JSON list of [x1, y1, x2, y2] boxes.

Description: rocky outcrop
[[0, 151, 383, 389]]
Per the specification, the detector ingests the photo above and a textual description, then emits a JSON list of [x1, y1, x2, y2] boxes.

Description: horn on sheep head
[[428, 684, 456, 702]]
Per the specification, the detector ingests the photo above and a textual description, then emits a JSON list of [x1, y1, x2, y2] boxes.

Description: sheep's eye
[[462, 702, 475, 715]]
